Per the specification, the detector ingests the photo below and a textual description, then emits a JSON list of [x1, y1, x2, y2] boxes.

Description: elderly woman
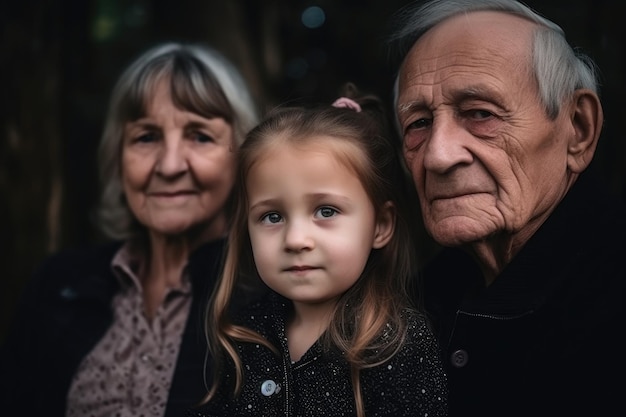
[[0, 43, 258, 417]]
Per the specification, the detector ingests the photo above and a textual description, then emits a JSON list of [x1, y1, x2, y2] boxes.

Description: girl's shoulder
[[378, 308, 432, 341], [235, 290, 285, 316], [361, 308, 448, 416], [400, 307, 438, 346], [372, 307, 439, 361], [232, 291, 289, 333], [367, 307, 439, 367]]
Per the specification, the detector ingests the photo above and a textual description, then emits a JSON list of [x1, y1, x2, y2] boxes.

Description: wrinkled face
[[122, 79, 236, 241], [397, 12, 573, 247], [246, 140, 388, 309]]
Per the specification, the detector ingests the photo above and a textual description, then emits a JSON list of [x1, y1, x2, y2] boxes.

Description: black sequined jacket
[[0, 239, 226, 417], [189, 292, 448, 417]]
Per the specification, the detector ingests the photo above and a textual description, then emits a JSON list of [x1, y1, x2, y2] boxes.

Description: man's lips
[[425, 179, 493, 201], [428, 190, 491, 201], [429, 192, 472, 201]]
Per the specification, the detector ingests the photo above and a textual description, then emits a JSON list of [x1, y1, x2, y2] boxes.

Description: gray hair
[[390, 0, 599, 119], [97, 42, 259, 240]]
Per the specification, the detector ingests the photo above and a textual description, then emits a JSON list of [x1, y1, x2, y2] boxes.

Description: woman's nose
[[156, 138, 188, 177]]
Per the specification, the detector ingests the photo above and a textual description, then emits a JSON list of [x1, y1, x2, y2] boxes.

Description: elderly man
[[391, 0, 625, 416]]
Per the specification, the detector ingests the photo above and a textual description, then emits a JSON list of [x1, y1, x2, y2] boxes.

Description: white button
[[260, 380, 277, 396]]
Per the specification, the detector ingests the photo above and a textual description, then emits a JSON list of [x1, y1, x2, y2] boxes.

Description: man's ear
[[567, 89, 603, 173], [373, 201, 395, 249]]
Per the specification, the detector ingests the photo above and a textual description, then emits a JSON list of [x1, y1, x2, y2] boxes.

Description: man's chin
[[427, 220, 492, 247]]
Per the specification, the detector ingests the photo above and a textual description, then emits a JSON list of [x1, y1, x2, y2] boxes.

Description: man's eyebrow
[[397, 100, 427, 115], [452, 85, 507, 106], [398, 86, 507, 116]]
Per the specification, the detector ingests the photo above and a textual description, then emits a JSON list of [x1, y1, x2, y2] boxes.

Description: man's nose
[[423, 116, 473, 173]]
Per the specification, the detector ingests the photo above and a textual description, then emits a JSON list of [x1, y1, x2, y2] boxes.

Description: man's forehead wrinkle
[[406, 44, 512, 74], [402, 56, 506, 93], [406, 43, 519, 83], [439, 47, 510, 68]]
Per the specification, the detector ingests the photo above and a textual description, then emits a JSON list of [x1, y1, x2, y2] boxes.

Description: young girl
[[190, 86, 448, 417]]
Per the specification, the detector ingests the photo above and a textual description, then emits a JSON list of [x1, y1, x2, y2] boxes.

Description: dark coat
[[189, 292, 448, 417], [422, 170, 626, 417], [0, 239, 226, 417]]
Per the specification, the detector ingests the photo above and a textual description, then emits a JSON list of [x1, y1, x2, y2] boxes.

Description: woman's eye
[[191, 132, 214, 143], [135, 132, 158, 143], [260, 212, 282, 224], [315, 207, 338, 218]]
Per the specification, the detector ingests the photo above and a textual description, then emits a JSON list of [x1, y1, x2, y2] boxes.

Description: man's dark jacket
[[422, 169, 626, 417], [0, 239, 226, 417]]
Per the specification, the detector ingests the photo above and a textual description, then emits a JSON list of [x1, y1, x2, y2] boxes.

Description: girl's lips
[[285, 266, 317, 272]]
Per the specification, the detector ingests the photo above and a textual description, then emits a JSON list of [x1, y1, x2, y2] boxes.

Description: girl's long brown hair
[[204, 84, 422, 417]]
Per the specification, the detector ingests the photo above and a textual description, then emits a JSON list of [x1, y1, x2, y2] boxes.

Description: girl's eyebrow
[[307, 192, 353, 205], [248, 193, 354, 212], [248, 198, 281, 212]]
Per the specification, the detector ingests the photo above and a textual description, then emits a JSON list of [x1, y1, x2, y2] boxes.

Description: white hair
[[390, 0, 599, 119]]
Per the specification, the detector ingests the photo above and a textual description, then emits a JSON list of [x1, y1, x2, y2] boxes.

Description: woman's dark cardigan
[[0, 239, 226, 417]]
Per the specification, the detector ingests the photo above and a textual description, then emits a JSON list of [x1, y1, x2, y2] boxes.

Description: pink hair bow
[[332, 97, 361, 112]]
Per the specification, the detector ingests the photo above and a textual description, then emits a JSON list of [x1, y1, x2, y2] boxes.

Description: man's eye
[[467, 109, 494, 120], [315, 207, 338, 218], [261, 212, 282, 224], [407, 118, 432, 130]]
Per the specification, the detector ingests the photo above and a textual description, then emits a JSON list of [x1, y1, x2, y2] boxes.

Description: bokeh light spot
[[301, 6, 325, 29]]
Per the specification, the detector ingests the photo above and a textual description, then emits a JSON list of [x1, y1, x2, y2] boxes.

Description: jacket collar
[[65, 238, 226, 304]]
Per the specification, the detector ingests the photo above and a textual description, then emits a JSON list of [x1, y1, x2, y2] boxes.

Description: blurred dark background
[[1, 0, 624, 343]]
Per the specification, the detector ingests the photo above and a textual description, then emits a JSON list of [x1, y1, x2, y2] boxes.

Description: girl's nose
[[283, 220, 314, 252]]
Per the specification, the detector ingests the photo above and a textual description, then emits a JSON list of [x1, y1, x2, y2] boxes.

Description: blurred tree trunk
[[0, 1, 65, 341]]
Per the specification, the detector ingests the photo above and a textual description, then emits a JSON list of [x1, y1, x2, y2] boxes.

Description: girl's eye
[[260, 212, 283, 224], [315, 207, 338, 219]]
